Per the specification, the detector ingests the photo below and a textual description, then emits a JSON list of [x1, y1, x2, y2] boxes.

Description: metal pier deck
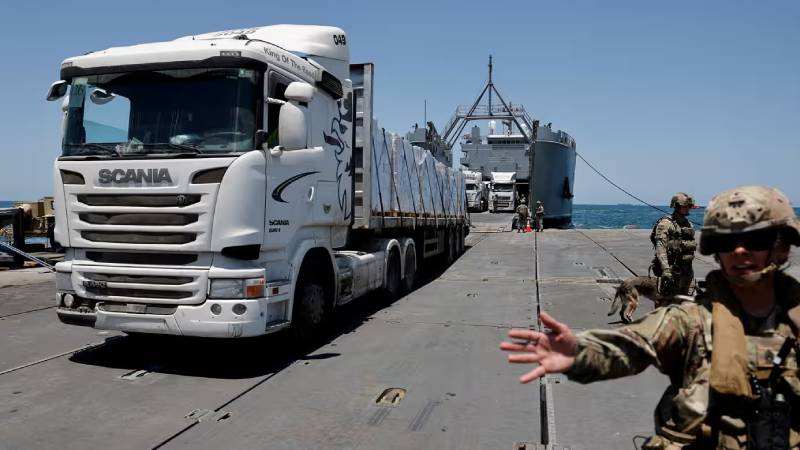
[[2, 213, 797, 449]]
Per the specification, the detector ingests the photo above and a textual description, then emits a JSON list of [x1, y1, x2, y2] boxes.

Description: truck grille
[[85, 286, 193, 300], [68, 190, 212, 251], [85, 251, 198, 265], [73, 267, 207, 305], [79, 213, 199, 226], [77, 194, 201, 207], [81, 231, 196, 245]]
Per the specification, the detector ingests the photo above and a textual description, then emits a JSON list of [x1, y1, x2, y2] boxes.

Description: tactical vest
[[650, 272, 800, 449], [650, 215, 696, 268]]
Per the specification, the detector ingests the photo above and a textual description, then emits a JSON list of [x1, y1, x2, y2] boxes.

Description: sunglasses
[[713, 229, 778, 253]]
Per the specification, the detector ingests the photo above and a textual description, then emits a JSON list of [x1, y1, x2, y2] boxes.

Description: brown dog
[[607, 276, 669, 323]]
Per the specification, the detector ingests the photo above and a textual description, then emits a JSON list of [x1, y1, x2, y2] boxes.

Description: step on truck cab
[[47, 25, 468, 338], [489, 172, 516, 213]]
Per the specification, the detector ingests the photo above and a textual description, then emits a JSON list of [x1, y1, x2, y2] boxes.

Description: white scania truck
[[463, 170, 487, 212], [47, 25, 467, 338], [489, 172, 516, 213]]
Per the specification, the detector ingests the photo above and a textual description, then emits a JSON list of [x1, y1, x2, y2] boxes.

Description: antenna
[[424, 99, 427, 126]]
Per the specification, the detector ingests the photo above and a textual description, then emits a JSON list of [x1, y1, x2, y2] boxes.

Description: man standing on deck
[[534, 201, 545, 232], [501, 185, 800, 449], [515, 200, 529, 233], [651, 192, 697, 295]]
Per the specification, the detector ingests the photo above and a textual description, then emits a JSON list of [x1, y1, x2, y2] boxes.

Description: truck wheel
[[383, 249, 402, 301], [446, 230, 455, 265], [291, 278, 327, 343], [402, 248, 416, 293]]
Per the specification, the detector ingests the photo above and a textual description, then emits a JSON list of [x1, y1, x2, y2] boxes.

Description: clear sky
[[0, 0, 797, 205]]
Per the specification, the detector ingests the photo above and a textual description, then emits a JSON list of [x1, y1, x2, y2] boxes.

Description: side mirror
[[46, 80, 68, 101], [284, 81, 314, 103], [278, 101, 307, 151]]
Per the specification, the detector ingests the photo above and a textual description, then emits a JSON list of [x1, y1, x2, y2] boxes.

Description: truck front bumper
[[56, 267, 291, 338]]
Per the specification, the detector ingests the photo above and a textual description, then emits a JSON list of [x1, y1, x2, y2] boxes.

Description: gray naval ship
[[460, 121, 576, 227], [443, 57, 577, 227]]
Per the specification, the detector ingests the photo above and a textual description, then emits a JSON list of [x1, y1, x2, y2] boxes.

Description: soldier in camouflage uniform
[[651, 192, 698, 296], [501, 185, 800, 449]]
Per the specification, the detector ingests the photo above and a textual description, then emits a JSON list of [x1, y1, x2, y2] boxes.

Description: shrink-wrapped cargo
[[390, 136, 417, 215], [435, 162, 449, 217], [370, 122, 394, 216]]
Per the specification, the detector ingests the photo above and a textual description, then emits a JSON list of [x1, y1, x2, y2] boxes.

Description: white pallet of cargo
[[392, 138, 421, 217], [390, 136, 413, 216], [435, 162, 450, 217], [413, 147, 433, 217], [418, 151, 441, 219], [405, 142, 423, 218], [455, 171, 465, 217], [457, 171, 466, 217], [370, 123, 394, 217]]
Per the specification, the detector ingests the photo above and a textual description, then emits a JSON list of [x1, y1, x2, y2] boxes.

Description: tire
[[290, 278, 327, 343], [445, 230, 455, 266], [383, 249, 402, 301], [402, 247, 416, 293]]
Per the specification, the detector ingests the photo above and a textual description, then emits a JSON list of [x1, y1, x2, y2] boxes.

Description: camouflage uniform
[[652, 193, 697, 296], [567, 270, 800, 449], [516, 202, 529, 233], [568, 186, 800, 449], [534, 202, 545, 232]]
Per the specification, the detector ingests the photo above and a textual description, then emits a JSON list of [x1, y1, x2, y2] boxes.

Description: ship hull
[[532, 138, 576, 228]]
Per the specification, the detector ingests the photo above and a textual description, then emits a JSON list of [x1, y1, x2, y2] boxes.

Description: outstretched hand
[[499, 312, 578, 383]]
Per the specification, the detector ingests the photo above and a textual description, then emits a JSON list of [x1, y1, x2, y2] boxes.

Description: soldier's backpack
[[649, 216, 673, 249], [648, 216, 674, 277]]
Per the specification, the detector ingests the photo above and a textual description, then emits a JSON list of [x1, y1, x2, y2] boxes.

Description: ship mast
[[440, 56, 539, 202]]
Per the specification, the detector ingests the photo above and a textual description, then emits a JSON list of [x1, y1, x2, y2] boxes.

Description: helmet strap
[[723, 263, 777, 287]]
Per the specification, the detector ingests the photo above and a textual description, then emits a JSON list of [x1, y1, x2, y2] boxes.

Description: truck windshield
[[465, 183, 477, 191], [493, 183, 513, 192], [62, 68, 259, 157]]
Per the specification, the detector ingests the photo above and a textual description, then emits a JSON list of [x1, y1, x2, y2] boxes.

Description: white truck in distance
[[463, 170, 487, 212], [47, 25, 468, 339], [489, 172, 516, 213]]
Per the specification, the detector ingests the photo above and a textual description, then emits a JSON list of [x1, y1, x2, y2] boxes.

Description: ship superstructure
[[443, 57, 577, 227]]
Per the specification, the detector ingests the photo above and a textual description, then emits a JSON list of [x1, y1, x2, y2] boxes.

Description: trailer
[[46, 25, 467, 339]]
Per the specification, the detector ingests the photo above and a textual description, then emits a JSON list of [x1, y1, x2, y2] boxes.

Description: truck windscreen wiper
[[63, 143, 121, 157], [141, 143, 202, 154]]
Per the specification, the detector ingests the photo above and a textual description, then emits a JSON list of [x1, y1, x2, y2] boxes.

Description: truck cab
[[463, 170, 487, 212], [46, 25, 358, 338], [489, 172, 516, 213]]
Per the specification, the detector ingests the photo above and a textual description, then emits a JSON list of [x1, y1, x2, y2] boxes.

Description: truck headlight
[[209, 277, 265, 299]]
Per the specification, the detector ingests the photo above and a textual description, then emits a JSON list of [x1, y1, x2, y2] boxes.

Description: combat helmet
[[700, 185, 800, 255], [670, 192, 696, 209]]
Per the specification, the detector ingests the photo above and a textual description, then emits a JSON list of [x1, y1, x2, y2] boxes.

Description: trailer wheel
[[402, 247, 416, 293], [290, 278, 327, 343], [383, 248, 402, 301], [446, 230, 456, 265]]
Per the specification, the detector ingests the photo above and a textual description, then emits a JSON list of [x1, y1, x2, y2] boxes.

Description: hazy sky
[[0, 0, 797, 205]]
